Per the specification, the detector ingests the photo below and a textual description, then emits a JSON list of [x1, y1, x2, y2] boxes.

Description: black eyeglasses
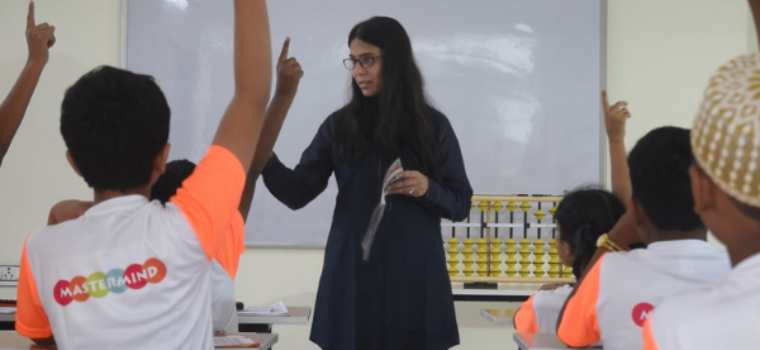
[[342, 55, 381, 70]]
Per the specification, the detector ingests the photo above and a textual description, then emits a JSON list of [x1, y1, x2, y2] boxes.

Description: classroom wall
[[0, 1, 754, 349]]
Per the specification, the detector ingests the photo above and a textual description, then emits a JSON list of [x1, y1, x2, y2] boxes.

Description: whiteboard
[[125, 0, 605, 247]]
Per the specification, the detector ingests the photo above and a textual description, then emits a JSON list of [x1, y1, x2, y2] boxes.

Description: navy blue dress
[[261, 108, 472, 350]]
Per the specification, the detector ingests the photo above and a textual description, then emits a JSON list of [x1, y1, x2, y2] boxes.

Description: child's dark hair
[[628, 126, 705, 232], [61, 66, 170, 191], [555, 188, 625, 280], [151, 159, 196, 204]]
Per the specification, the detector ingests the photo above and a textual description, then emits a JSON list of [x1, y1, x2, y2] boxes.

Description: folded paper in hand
[[361, 158, 403, 261]]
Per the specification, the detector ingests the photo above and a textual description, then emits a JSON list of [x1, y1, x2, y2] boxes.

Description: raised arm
[[0, 1, 56, 166], [239, 38, 303, 217], [603, 91, 632, 205], [212, 0, 272, 171], [751, 0, 760, 46]]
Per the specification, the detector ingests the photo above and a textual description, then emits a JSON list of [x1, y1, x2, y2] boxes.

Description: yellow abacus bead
[[476, 238, 488, 252], [549, 204, 558, 216], [549, 255, 560, 264], [519, 264, 531, 276], [492, 201, 503, 211], [534, 240, 545, 254], [463, 239, 474, 248], [507, 200, 517, 212], [507, 255, 517, 264], [507, 264, 517, 275], [534, 209, 546, 221], [478, 200, 490, 212]]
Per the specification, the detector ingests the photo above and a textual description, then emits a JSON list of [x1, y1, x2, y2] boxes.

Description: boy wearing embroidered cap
[[642, 53, 760, 350], [556, 126, 731, 350]]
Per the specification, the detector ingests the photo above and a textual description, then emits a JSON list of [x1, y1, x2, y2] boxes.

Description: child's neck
[[726, 222, 760, 267], [93, 187, 151, 205], [728, 243, 760, 267], [648, 228, 707, 244]]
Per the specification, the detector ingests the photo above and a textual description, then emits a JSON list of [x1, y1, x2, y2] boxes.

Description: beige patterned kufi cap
[[692, 54, 760, 207]]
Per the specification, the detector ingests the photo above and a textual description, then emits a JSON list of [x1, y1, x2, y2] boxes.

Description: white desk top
[[0, 306, 311, 326], [0, 331, 277, 349], [237, 306, 311, 325], [513, 332, 601, 350]]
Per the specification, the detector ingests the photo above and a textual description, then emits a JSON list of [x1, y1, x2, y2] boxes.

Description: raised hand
[[26, 1, 56, 65], [275, 38, 304, 97], [603, 90, 630, 144]]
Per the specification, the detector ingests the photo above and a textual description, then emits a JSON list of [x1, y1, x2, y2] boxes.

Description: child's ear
[[65, 150, 82, 178], [690, 164, 715, 215], [630, 199, 650, 243], [154, 143, 171, 175]]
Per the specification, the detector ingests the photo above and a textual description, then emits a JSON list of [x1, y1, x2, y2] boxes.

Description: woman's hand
[[386, 170, 429, 198], [274, 38, 303, 97]]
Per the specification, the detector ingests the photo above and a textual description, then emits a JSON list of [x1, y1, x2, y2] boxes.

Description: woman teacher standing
[[261, 16, 472, 350]]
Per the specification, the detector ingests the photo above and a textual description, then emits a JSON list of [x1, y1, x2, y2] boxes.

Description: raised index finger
[[27, 0, 36, 30], [278, 37, 290, 62]]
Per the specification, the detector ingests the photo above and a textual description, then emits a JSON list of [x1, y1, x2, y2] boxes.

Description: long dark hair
[[335, 16, 434, 175], [554, 188, 625, 280]]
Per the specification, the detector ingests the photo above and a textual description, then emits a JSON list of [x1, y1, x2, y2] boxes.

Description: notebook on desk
[[214, 335, 260, 348]]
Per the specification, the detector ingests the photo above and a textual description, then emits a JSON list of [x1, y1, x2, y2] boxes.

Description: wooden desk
[[513, 332, 601, 350], [0, 331, 277, 349]]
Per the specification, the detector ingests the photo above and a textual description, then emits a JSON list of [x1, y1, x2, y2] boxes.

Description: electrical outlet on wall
[[0, 265, 20, 285]]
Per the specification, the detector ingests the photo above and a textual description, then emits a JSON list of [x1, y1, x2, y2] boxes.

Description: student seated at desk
[[514, 188, 624, 335], [556, 127, 731, 350], [14, 1, 272, 348], [642, 53, 760, 350]]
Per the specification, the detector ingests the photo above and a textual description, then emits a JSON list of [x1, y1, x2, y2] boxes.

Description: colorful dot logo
[[631, 302, 654, 327], [53, 258, 167, 306]]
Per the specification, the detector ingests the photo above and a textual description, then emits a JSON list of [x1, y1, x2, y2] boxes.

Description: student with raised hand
[[0, 1, 55, 167], [556, 127, 731, 350], [641, 43, 760, 350], [14, 1, 271, 348], [514, 188, 624, 336]]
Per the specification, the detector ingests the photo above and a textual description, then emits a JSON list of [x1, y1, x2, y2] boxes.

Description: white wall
[[0, 1, 755, 349]]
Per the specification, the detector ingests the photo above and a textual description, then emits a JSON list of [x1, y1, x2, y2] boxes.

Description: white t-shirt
[[211, 261, 238, 334], [558, 240, 730, 350], [15, 146, 246, 350], [515, 285, 573, 335], [643, 252, 760, 350]]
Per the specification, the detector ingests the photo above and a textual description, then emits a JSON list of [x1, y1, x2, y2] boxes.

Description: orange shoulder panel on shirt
[[171, 145, 246, 261], [514, 296, 539, 335], [15, 242, 52, 339], [214, 212, 245, 278], [557, 254, 604, 347], [641, 319, 660, 350]]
